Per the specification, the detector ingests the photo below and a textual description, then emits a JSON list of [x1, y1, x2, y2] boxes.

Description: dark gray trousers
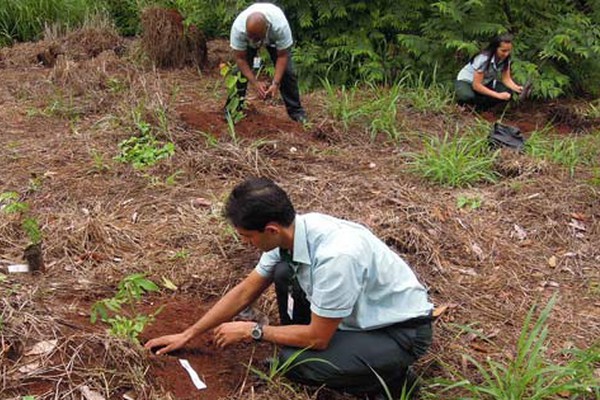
[[455, 80, 512, 110], [227, 46, 306, 121], [272, 262, 433, 395]]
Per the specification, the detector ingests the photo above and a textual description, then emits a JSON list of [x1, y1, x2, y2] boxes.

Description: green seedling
[[220, 62, 247, 125], [116, 134, 175, 169], [169, 249, 190, 260], [115, 107, 175, 169], [0, 192, 28, 214], [1, 192, 41, 245], [22, 217, 42, 245], [165, 170, 183, 186], [457, 195, 482, 210], [90, 149, 111, 172], [201, 131, 219, 147], [90, 273, 162, 344]]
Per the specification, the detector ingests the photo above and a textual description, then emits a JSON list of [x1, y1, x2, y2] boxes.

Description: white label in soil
[[179, 359, 207, 390]]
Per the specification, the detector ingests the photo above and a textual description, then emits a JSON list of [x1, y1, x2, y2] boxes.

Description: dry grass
[[140, 7, 207, 69], [0, 34, 599, 399], [0, 276, 160, 399]]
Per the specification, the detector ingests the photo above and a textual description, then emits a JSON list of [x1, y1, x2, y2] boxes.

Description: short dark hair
[[223, 177, 295, 231]]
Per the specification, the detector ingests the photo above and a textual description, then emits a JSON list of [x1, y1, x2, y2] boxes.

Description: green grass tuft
[[409, 130, 499, 187]]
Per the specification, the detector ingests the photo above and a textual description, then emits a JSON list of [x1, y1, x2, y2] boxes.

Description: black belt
[[393, 311, 433, 329]]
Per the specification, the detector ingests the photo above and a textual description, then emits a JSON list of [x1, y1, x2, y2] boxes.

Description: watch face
[[251, 324, 262, 340]]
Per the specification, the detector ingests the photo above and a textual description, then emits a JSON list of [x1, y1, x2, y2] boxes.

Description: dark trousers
[[272, 262, 433, 396], [455, 80, 513, 110], [227, 46, 306, 121]]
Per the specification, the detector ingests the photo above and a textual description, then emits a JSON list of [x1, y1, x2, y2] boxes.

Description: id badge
[[287, 292, 294, 320], [253, 56, 262, 69]]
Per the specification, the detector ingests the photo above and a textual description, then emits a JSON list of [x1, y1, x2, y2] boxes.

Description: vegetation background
[[1, 0, 599, 98]]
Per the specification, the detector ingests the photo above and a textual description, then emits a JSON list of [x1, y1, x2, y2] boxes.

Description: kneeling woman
[[455, 34, 523, 109]]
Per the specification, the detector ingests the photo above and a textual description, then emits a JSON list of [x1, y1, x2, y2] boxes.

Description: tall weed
[[0, 0, 95, 45]]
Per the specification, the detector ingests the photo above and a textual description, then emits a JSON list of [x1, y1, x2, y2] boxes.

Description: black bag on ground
[[489, 122, 525, 151]]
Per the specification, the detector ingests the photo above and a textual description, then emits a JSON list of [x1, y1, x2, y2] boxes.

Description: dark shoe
[[291, 113, 308, 124]]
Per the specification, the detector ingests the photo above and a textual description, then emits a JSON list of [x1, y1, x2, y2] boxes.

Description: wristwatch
[[251, 322, 264, 341]]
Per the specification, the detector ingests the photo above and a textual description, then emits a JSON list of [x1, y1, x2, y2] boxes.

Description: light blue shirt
[[457, 53, 508, 87], [230, 3, 293, 51], [255, 213, 433, 331]]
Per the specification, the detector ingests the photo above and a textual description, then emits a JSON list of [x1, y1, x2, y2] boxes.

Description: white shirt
[[230, 3, 293, 51], [457, 53, 508, 86], [255, 213, 433, 331]]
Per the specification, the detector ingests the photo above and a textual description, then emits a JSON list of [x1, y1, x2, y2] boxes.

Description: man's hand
[[264, 81, 279, 99], [497, 92, 512, 100], [254, 81, 268, 99], [144, 332, 189, 355], [213, 321, 254, 348]]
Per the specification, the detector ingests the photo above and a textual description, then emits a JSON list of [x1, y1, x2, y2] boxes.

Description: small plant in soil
[[456, 195, 482, 210], [90, 149, 111, 172], [220, 62, 247, 125], [115, 108, 175, 169], [169, 248, 190, 260], [1, 192, 28, 214], [90, 273, 162, 344], [1, 191, 44, 272]]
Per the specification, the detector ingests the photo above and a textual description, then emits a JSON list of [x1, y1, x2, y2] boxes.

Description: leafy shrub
[[283, 0, 600, 97]]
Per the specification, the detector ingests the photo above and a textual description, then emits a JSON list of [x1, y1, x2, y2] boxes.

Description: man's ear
[[264, 222, 281, 234]]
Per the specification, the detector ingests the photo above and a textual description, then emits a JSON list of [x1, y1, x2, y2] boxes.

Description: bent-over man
[[225, 3, 307, 122], [145, 177, 433, 398]]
